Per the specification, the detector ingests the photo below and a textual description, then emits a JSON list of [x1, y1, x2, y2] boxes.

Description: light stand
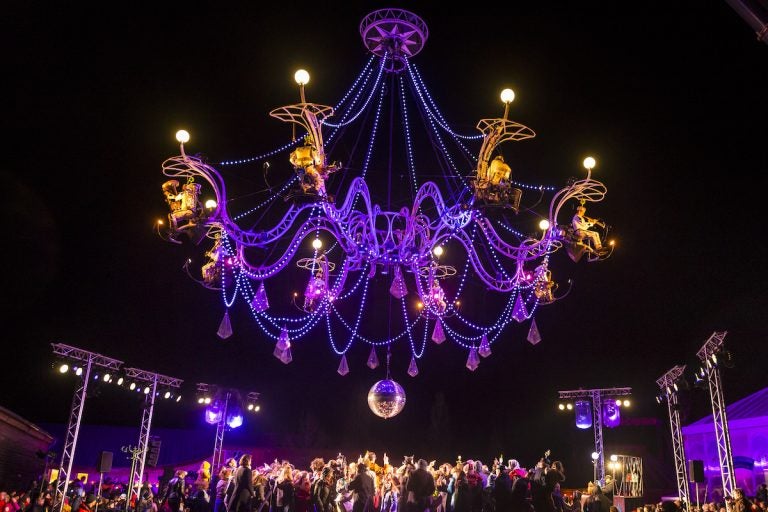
[[559, 386, 632, 486], [656, 365, 690, 506], [51, 344, 124, 512], [696, 331, 735, 505]]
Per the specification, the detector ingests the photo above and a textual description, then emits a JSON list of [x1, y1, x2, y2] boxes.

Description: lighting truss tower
[[696, 331, 735, 499], [558, 387, 632, 485], [50, 343, 124, 512], [124, 368, 183, 506], [656, 365, 689, 505]]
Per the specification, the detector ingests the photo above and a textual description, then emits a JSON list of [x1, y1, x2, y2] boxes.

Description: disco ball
[[367, 379, 406, 419]]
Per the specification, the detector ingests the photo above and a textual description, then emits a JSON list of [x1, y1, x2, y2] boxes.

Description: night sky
[[6, 2, 768, 488]]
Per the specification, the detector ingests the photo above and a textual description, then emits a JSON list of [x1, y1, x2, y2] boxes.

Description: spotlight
[[58, 363, 69, 374], [254, 405, 260, 412], [312, 239, 322, 250], [610, 454, 618, 462], [75, 367, 83, 377], [103, 373, 111, 382], [197, 397, 204, 404], [558, 403, 565, 411], [623, 399, 630, 407], [655, 395, 662, 404], [204, 397, 212, 404], [591, 452, 599, 460], [116, 377, 124, 386], [176, 395, 182, 402], [247, 403, 254, 411], [129, 382, 137, 391], [566, 403, 573, 410], [164, 391, 171, 399], [143, 386, 150, 394], [615, 399, 622, 406]]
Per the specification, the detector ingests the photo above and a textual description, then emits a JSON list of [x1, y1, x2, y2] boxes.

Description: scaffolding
[[50, 343, 182, 512], [123, 368, 183, 506], [51, 344, 124, 512], [558, 387, 632, 485], [696, 331, 735, 500], [657, 365, 689, 505]]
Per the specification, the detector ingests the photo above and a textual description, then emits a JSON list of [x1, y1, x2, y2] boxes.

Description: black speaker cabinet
[[689, 459, 705, 483], [97, 451, 113, 473]]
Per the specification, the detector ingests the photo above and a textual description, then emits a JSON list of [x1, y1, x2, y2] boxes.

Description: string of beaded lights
[[157, 9, 615, 410]]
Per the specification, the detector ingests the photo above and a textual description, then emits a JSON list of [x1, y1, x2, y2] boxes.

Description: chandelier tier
[[158, 8, 613, 373]]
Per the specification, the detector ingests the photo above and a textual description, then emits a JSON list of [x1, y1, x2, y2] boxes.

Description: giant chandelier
[[159, 9, 613, 377]]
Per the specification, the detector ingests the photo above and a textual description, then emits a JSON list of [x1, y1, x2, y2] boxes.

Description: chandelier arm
[[451, 229, 518, 292], [236, 218, 347, 279]]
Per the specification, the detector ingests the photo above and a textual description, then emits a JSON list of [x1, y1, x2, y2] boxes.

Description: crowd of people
[[2, 453, 766, 512]]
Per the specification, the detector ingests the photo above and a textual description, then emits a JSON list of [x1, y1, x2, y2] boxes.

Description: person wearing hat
[[572, 204, 606, 255], [77, 494, 98, 512]]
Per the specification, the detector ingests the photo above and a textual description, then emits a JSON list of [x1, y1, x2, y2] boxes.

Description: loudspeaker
[[97, 451, 113, 473], [689, 459, 705, 483]]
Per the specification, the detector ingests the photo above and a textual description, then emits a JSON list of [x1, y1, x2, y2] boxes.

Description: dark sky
[[6, 2, 768, 486]]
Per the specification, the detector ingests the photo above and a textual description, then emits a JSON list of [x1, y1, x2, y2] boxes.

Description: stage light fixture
[[247, 403, 254, 411], [197, 397, 204, 404], [143, 386, 150, 394], [116, 377, 124, 386], [58, 363, 69, 373], [204, 397, 211, 404], [164, 391, 171, 399], [103, 373, 111, 382], [591, 452, 599, 460], [129, 382, 137, 390], [176, 395, 182, 402], [75, 367, 83, 376], [254, 405, 260, 412], [558, 403, 565, 411], [610, 454, 618, 462], [623, 399, 630, 407], [566, 403, 573, 410]]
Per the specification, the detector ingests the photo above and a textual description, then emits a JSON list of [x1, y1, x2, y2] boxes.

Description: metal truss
[[213, 391, 231, 470], [51, 344, 124, 512], [558, 387, 632, 485], [124, 368, 183, 504], [656, 365, 689, 505], [696, 331, 735, 499]]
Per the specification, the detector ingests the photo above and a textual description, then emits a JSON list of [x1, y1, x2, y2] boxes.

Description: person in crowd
[[584, 486, 611, 512], [294, 471, 312, 512], [347, 462, 374, 512], [733, 488, 752, 512], [448, 464, 471, 512], [405, 459, 435, 512], [165, 470, 187, 512], [213, 467, 232, 512], [77, 494, 98, 512], [275, 464, 296, 512], [312, 467, 335, 512], [227, 455, 254, 512]]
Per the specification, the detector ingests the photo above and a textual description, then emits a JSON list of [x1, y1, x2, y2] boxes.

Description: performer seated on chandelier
[[533, 264, 557, 304], [304, 268, 326, 312], [162, 178, 203, 232], [428, 279, 447, 314], [201, 237, 223, 287], [289, 135, 340, 197], [572, 204, 607, 255]]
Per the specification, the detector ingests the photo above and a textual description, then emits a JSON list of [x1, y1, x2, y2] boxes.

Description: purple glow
[[602, 401, 621, 428], [575, 400, 592, 429], [205, 404, 222, 425]]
